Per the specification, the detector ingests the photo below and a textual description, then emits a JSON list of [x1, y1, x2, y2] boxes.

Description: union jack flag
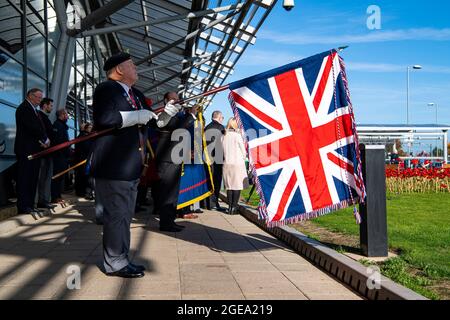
[[228, 50, 366, 226]]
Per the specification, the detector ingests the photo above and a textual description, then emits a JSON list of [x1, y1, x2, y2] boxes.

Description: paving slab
[[0, 195, 362, 300]]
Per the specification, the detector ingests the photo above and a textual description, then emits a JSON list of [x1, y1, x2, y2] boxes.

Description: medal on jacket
[[124, 90, 143, 110]]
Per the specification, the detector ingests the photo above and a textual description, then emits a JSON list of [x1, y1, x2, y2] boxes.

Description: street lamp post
[[427, 102, 438, 125], [427, 103, 439, 158], [406, 65, 422, 125]]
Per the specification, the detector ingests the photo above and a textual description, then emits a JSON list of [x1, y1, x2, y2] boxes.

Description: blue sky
[[204, 0, 450, 137]]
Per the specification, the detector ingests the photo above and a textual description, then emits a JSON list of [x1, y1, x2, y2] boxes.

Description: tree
[[394, 139, 406, 156], [432, 147, 444, 157]]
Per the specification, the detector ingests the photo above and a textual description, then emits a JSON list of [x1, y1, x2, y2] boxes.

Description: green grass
[[240, 186, 260, 207], [239, 188, 450, 299], [311, 193, 450, 279]]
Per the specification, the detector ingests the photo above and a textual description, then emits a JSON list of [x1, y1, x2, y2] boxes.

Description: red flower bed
[[385, 167, 450, 193]]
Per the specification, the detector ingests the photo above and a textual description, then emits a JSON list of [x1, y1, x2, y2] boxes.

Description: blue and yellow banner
[[177, 112, 214, 209]]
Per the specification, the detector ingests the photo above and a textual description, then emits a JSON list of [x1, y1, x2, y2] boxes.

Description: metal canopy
[[357, 124, 449, 163], [75, 0, 276, 108]]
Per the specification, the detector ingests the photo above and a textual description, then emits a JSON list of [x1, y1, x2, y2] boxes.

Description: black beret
[[103, 52, 131, 71]]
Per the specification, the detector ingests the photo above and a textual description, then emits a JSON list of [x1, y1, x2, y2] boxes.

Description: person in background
[[204, 110, 225, 211], [154, 92, 198, 231], [51, 109, 70, 204], [222, 117, 248, 215], [74, 122, 93, 198], [14, 88, 49, 215], [36, 97, 56, 210]]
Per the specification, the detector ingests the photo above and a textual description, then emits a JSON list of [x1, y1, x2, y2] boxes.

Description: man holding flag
[[89, 52, 179, 278], [154, 92, 198, 232]]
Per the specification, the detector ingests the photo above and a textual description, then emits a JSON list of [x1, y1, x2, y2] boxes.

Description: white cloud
[[259, 28, 450, 44]]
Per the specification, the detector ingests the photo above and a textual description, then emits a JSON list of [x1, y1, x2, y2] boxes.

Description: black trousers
[[156, 161, 182, 228], [136, 185, 148, 207], [51, 156, 68, 201], [204, 163, 223, 207], [16, 155, 40, 212], [212, 163, 223, 200], [227, 190, 241, 208], [74, 165, 88, 196], [150, 181, 159, 215]]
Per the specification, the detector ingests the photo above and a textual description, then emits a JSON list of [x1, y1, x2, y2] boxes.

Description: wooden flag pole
[[27, 84, 230, 161], [52, 159, 87, 180]]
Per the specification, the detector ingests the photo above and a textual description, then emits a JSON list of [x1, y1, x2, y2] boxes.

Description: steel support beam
[[137, 51, 218, 74], [58, 38, 76, 110], [84, 0, 105, 77], [443, 130, 448, 164], [143, 56, 214, 93], [201, 0, 253, 102], [50, 0, 70, 119], [135, 7, 243, 66], [78, 3, 243, 38], [67, 0, 134, 37]]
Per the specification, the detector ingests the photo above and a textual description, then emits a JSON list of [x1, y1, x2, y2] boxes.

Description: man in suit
[[51, 109, 70, 204], [89, 52, 168, 278], [205, 111, 226, 211], [14, 88, 50, 215], [154, 92, 198, 232], [36, 98, 57, 210]]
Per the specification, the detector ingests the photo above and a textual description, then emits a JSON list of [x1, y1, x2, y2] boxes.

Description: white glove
[[156, 100, 182, 128], [164, 100, 182, 117], [120, 110, 156, 128], [156, 112, 172, 128]]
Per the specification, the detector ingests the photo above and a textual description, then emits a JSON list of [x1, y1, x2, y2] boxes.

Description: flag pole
[[27, 128, 114, 160], [52, 159, 87, 180], [27, 84, 230, 161], [26, 47, 350, 162]]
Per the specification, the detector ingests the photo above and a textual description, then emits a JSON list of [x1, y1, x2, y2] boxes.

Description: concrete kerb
[[219, 192, 427, 300]]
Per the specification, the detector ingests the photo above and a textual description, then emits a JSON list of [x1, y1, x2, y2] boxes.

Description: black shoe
[[18, 209, 33, 215], [231, 207, 240, 215], [129, 263, 146, 272], [173, 223, 185, 229], [212, 203, 226, 212], [194, 209, 203, 213], [159, 226, 183, 232], [37, 202, 57, 209], [227, 206, 233, 215], [108, 265, 144, 278], [135, 205, 145, 213]]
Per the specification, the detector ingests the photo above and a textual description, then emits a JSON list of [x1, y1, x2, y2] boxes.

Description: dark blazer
[[14, 100, 47, 156], [74, 131, 92, 163], [204, 119, 225, 161], [89, 80, 151, 181], [155, 112, 195, 164], [38, 110, 53, 140], [51, 118, 70, 160]]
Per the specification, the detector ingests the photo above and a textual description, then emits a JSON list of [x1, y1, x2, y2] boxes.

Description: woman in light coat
[[222, 117, 248, 214]]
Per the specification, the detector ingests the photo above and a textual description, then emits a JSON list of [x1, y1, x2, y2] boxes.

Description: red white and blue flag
[[228, 49, 366, 226]]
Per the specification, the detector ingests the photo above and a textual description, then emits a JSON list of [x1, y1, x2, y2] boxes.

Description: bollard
[[359, 144, 388, 257]]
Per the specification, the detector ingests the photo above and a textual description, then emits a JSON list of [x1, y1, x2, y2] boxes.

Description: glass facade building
[[0, 0, 275, 208], [0, 0, 104, 206]]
